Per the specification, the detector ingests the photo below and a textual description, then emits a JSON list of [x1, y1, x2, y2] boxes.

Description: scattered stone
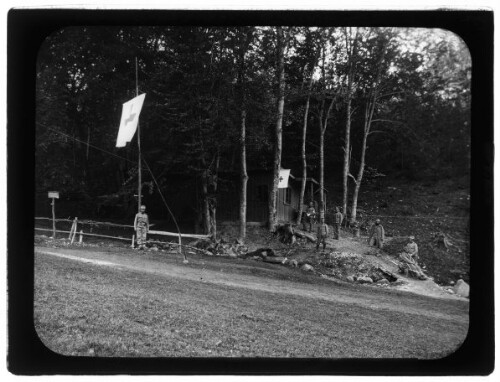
[[301, 264, 314, 272], [391, 280, 407, 286], [246, 248, 275, 258], [346, 275, 355, 282], [453, 279, 470, 298], [376, 278, 389, 285], [357, 276, 373, 284], [377, 266, 398, 282], [368, 272, 382, 282]]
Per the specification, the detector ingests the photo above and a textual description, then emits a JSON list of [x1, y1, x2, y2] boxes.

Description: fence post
[[68, 217, 77, 240], [131, 235, 135, 248], [68, 220, 74, 240], [71, 218, 78, 244], [51, 198, 56, 238], [79, 230, 83, 243]]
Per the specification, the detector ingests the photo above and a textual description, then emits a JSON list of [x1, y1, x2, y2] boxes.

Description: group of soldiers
[[304, 201, 387, 252], [135, 203, 423, 280], [304, 202, 343, 251], [304, 201, 426, 279]]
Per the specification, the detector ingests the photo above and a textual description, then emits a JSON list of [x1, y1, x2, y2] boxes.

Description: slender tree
[[268, 27, 287, 232], [349, 29, 393, 224], [296, 53, 318, 225], [235, 28, 254, 241], [342, 27, 360, 220]]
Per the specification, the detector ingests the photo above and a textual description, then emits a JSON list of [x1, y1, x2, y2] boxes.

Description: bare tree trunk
[[342, 97, 352, 217], [349, 32, 388, 224], [342, 27, 359, 219], [237, 28, 253, 241], [350, 129, 368, 224], [269, 27, 286, 232], [239, 108, 249, 240], [297, 63, 315, 225], [208, 152, 220, 239], [201, 152, 219, 238], [319, 122, 325, 211], [201, 170, 210, 234], [319, 98, 334, 220]]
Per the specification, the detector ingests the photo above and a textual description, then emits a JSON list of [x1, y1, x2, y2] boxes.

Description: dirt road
[[34, 246, 469, 324]]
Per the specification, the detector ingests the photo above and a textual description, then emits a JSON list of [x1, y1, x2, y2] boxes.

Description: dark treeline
[[36, 26, 470, 237]]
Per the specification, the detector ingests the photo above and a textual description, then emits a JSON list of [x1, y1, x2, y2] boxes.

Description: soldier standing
[[368, 218, 385, 249], [316, 217, 329, 251], [305, 201, 316, 233], [134, 204, 149, 250], [333, 207, 343, 239]]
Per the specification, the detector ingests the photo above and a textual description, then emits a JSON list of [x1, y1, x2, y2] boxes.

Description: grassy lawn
[[34, 252, 468, 358]]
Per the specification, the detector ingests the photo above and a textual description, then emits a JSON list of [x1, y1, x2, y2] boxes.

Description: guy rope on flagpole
[[113, 58, 188, 263], [136, 56, 142, 213], [142, 158, 188, 263]]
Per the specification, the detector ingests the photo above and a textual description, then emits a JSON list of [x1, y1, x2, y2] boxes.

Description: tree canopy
[[35, 26, 471, 225]]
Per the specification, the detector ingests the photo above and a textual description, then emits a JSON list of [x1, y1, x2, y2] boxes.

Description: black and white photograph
[[6, 7, 494, 377]]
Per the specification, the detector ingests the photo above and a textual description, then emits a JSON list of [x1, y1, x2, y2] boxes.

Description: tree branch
[[371, 119, 403, 124], [348, 173, 358, 184], [368, 130, 390, 136]]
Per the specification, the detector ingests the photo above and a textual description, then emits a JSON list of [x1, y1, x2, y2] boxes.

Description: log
[[294, 229, 316, 243], [246, 248, 276, 258], [263, 256, 286, 264]]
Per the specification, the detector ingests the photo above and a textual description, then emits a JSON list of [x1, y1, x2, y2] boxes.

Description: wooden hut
[[217, 170, 320, 225]]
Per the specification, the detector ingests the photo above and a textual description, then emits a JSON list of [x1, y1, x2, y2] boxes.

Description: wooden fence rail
[[35, 217, 73, 223], [35, 217, 210, 242], [35, 216, 135, 228], [148, 230, 210, 240], [35, 228, 132, 242]]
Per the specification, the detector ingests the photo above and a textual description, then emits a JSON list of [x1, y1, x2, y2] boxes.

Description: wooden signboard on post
[[48, 191, 59, 199], [48, 191, 59, 238]]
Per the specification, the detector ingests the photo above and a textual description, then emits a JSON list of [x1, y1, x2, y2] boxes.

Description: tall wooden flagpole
[[136, 57, 142, 212]]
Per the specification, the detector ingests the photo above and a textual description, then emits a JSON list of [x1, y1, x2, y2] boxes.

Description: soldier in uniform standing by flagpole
[[134, 204, 149, 250]]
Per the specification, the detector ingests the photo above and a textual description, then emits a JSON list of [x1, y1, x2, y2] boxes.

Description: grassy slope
[[34, 251, 468, 358]]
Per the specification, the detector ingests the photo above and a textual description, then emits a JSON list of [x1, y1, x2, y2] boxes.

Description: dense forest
[[35, 26, 471, 236]]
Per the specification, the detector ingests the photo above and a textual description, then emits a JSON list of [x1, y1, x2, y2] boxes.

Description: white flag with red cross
[[278, 169, 290, 188], [116, 93, 146, 148]]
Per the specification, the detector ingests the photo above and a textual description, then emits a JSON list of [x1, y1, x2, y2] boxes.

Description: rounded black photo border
[[7, 8, 494, 376]]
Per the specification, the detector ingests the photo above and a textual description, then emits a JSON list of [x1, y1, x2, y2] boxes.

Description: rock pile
[[191, 238, 249, 257], [453, 279, 470, 298], [317, 252, 399, 285]]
